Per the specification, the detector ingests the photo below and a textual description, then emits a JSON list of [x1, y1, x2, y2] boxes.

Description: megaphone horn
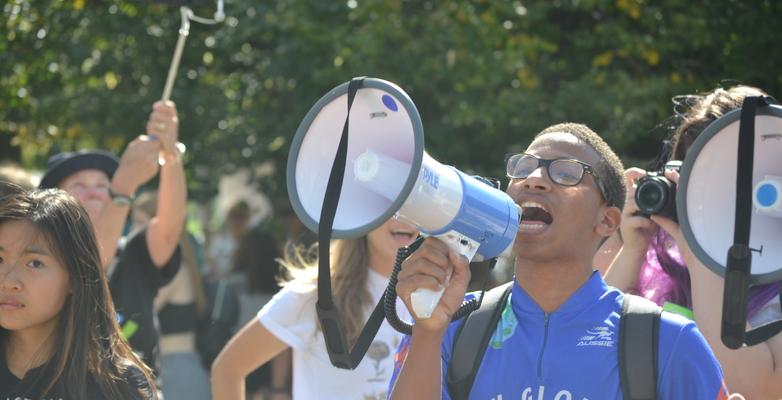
[[678, 102, 782, 283], [287, 78, 520, 319]]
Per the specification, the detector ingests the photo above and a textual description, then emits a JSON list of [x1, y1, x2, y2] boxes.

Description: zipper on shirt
[[537, 313, 550, 378]]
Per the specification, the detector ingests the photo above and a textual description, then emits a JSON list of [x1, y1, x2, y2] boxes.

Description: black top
[[109, 228, 181, 373], [0, 355, 154, 400], [158, 302, 197, 335]]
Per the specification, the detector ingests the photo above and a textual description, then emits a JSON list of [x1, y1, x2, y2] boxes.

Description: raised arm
[[144, 101, 187, 267], [98, 136, 161, 269], [604, 168, 657, 291], [390, 238, 471, 400], [211, 319, 290, 400], [653, 169, 782, 398]]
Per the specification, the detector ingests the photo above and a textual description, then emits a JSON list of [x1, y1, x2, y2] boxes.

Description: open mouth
[[520, 201, 553, 230], [391, 230, 417, 243]]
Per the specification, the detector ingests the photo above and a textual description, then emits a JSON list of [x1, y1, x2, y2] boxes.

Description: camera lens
[[636, 178, 667, 213], [638, 184, 662, 208], [634, 175, 678, 221]]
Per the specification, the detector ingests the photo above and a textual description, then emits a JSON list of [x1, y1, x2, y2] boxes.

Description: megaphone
[[677, 97, 782, 349], [678, 103, 782, 283], [287, 78, 520, 319]]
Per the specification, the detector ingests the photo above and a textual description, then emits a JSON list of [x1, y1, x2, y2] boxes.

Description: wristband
[[109, 189, 135, 207]]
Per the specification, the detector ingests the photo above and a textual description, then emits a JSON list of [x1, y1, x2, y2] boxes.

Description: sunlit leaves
[[3, 0, 781, 203]]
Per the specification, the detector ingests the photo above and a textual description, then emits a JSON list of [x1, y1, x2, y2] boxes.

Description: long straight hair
[[0, 186, 156, 399], [281, 236, 371, 347]]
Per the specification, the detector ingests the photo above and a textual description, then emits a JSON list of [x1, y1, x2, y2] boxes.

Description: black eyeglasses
[[505, 153, 608, 201]]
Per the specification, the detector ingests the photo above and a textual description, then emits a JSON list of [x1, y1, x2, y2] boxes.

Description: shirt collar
[[510, 270, 609, 315]]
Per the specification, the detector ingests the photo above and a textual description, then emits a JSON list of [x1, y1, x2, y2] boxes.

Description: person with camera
[[605, 85, 782, 398], [389, 123, 727, 399]]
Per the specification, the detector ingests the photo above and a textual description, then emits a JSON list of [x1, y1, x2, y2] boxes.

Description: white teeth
[[520, 201, 549, 213], [519, 222, 548, 231]]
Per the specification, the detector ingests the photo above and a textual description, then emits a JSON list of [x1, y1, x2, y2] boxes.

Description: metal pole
[[161, 7, 191, 102], [156, 2, 224, 163]]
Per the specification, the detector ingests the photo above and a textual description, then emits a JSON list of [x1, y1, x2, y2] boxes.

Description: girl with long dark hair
[[0, 185, 156, 399]]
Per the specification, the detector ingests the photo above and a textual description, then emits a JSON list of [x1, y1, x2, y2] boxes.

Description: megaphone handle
[[410, 233, 479, 319]]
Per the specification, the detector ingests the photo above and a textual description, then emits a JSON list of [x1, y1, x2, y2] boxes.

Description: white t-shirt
[[207, 232, 236, 279], [258, 269, 410, 400]]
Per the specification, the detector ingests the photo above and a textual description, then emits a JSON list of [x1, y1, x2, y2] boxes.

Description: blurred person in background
[[132, 191, 212, 400], [0, 162, 35, 193], [38, 100, 186, 376], [227, 223, 289, 399], [207, 200, 251, 281]]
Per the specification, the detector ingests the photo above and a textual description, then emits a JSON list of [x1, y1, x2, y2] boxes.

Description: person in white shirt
[[211, 218, 418, 400]]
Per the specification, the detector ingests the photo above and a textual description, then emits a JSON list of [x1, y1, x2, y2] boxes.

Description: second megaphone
[[287, 78, 520, 319]]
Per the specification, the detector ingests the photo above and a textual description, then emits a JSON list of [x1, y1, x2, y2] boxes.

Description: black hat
[[39, 150, 119, 189]]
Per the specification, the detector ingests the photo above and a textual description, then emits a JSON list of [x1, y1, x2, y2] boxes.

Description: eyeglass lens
[[507, 154, 584, 186]]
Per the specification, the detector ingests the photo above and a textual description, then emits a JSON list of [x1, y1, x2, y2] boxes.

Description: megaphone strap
[[733, 96, 770, 245], [721, 96, 782, 349], [313, 76, 395, 370]]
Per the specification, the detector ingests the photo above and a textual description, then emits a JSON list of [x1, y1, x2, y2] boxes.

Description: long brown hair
[[281, 237, 371, 347], [671, 85, 768, 161], [0, 186, 156, 399]]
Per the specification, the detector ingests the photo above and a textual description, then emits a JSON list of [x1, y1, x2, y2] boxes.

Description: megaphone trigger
[[410, 232, 480, 319]]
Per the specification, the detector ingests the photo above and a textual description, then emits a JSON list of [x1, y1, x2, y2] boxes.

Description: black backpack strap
[[446, 281, 513, 400], [620, 294, 662, 400]]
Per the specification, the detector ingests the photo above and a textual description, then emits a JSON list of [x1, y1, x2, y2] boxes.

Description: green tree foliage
[[3, 0, 781, 202]]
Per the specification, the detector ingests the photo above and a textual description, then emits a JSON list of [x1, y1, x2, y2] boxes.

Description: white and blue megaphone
[[287, 78, 520, 319], [678, 103, 782, 283], [677, 98, 782, 349]]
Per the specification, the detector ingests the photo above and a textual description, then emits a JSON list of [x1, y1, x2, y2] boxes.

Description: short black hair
[[535, 122, 625, 210]]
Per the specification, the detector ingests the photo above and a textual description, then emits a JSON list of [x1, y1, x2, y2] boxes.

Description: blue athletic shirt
[[389, 272, 729, 400]]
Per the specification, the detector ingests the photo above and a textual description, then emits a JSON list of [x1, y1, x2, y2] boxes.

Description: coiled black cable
[[384, 236, 495, 335]]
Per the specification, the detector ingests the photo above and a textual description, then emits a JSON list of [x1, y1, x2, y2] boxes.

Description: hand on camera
[[620, 168, 659, 254], [648, 169, 698, 265], [395, 238, 471, 334]]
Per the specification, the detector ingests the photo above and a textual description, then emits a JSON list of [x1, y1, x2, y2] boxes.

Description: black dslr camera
[[634, 161, 682, 222]]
